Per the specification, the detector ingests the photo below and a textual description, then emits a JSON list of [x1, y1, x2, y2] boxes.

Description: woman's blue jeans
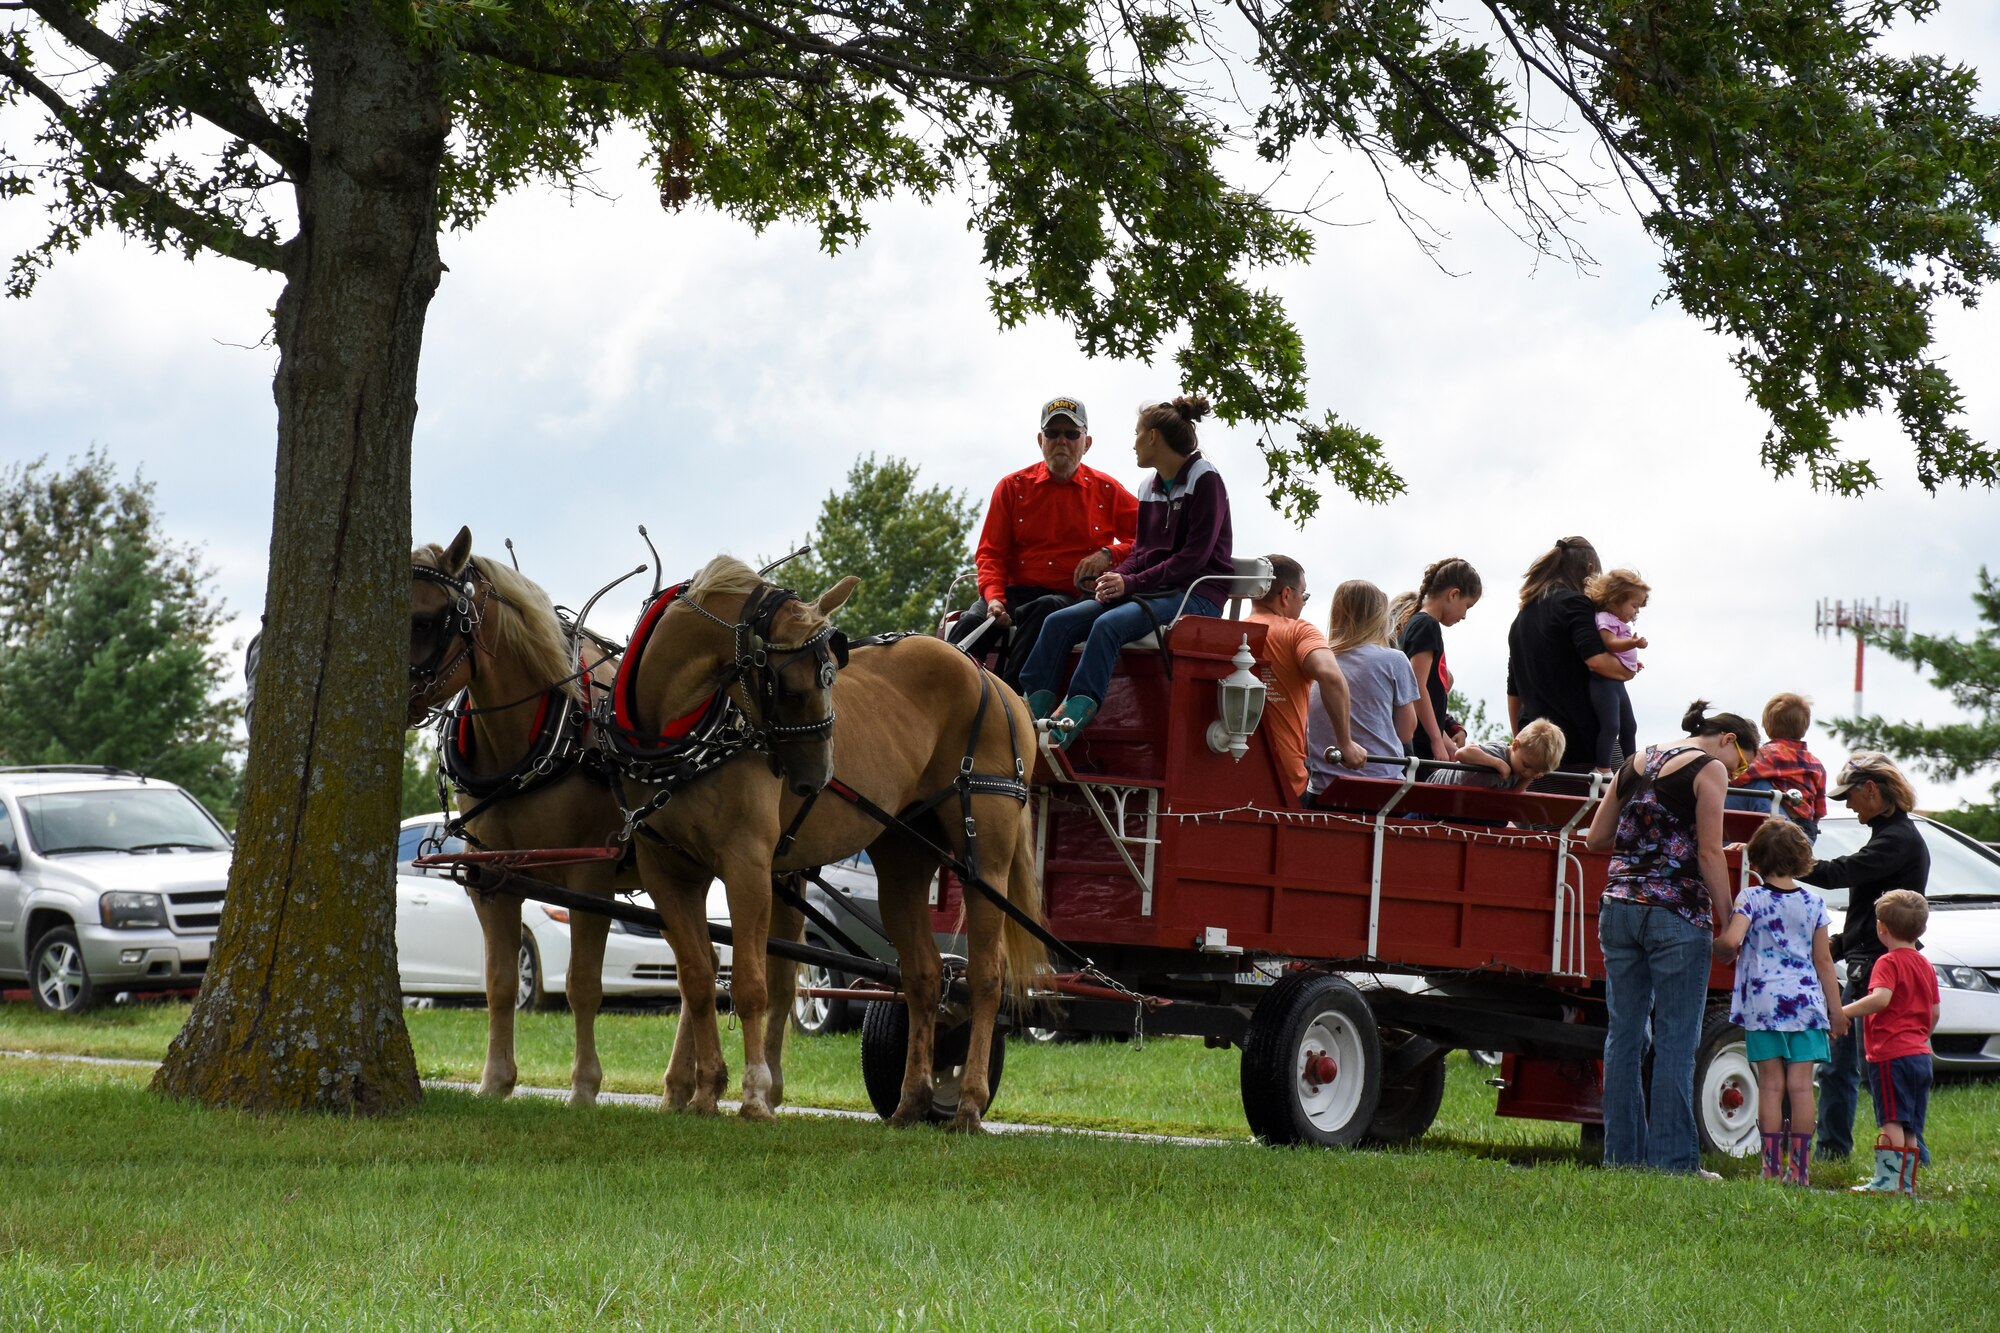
[[1018, 592, 1220, 706], [1599, 897, 1712, 1173]]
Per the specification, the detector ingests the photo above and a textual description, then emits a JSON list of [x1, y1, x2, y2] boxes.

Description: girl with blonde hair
[[1306, 580, 1420, 793]]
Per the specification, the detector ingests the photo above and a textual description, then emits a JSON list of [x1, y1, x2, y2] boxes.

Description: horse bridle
[[409, 561, 488, 708], [674, 581, 848, 743]]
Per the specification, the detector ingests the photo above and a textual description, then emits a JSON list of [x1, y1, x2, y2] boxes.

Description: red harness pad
[[612, 583, 713, 739]]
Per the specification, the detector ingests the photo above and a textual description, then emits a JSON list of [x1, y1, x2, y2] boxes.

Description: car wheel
[[31, 926, 97, 1015], [515, 934, 546, 1012], [792, 959, 852, 1035]]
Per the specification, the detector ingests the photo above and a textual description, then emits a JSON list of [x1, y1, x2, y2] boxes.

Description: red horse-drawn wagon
[[893, 604, 1776, 1153]]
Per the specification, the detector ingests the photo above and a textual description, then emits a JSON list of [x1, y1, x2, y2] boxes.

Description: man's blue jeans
[[1817, 968, 1868, 1158], [1018, 592, 1220, 706], [1599, 897, 1712, 1173]]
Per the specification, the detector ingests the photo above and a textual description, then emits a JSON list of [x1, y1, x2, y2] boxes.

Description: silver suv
[[0, 766, 232, 1013]]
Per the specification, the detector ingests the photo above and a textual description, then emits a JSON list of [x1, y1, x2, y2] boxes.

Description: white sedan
[[1817, 813, 2000, 1073], [395, 816, 713, 1009]]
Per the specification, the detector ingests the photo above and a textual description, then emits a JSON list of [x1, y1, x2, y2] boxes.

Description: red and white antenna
[[1816, 598, 1908, 717]]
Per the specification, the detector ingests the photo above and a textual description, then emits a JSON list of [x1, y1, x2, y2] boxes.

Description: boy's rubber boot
[[1892, 1144, 1920, 1196], [1760, 1132, 1786, 1180], [1850, 1144, 1902, 1193], [1051, 695, 1099, 750], [1787, 1133, 1813, 1186], [1024, 690, 1058, 722]]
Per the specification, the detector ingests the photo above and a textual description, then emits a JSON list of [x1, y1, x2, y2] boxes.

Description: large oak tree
[[6, 0, 1999, 1112]]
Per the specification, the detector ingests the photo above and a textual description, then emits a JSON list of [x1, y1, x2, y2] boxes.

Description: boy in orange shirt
[[1839, 889, 1941, 1195], [1246, 555, 1362, 797]]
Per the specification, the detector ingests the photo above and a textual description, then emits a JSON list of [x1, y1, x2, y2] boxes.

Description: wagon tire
[[31, 926, 97, 1015], [859, 999, 1005, 1124], [1240, 972, 1381, 1147], [1695, 1010, 1759, 1158], [1362, 1039, 1448, 1146]]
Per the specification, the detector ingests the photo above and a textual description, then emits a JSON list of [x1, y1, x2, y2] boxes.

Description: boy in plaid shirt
[[1726, 692, 1828, 837]]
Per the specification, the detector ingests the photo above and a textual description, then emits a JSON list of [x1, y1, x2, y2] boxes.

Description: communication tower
[[1816, 598, 1908, 717]]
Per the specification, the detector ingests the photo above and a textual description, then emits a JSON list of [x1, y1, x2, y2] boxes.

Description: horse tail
[[1001, 798, 1050, 1007]]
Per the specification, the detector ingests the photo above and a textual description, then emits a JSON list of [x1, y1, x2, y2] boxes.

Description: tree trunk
[[153, 5, 446, 1113]]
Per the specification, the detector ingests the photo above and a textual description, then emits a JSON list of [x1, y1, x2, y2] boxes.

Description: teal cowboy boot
[[1024, 689, 1058, 722], [1050, 695, 1099, 749]]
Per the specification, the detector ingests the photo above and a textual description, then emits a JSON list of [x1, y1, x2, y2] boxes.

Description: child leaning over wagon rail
[[1421, 719, 1566, 791], [1711, 819, 1847, 1185]]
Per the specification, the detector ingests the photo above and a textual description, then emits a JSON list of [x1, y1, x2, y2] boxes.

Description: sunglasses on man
[[1044, 427, 1083, 441]]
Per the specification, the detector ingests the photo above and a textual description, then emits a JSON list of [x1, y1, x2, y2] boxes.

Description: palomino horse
[[406, 530, 839, 1113], [617, 568, 1049, 1132]]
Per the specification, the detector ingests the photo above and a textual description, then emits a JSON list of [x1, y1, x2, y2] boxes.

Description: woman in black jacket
[[1506, 537, 1635, 774], [1804, 752, 1930, 1161]]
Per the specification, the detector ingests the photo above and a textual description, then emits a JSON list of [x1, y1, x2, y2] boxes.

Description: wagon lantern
[[1206, 635, 1267, 761]]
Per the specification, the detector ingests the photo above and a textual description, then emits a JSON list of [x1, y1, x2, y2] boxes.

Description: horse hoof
[[687, 1091, 722, 1117], [567, 1088, 600, 1109], [662, 1081, 695, 1111], [739, 1099, 777, 1124], [886, 1097, 933, 1128], [476, 1078, 515, 1100], [946, 1108, 987, 1135]]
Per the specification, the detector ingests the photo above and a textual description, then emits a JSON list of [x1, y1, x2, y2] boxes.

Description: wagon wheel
[[1239, 972, 1382, 1147], [1361, 1031, 1448, 1146], [1694, 1010, 1760, 1158], [858, 999, 1006, 1124]]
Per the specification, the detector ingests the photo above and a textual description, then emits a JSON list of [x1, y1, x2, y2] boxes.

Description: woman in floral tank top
[[1584, 701, 1761, 1173]]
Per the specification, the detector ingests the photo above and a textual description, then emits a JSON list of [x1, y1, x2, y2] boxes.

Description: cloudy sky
[[3, 6, 1997, 813]]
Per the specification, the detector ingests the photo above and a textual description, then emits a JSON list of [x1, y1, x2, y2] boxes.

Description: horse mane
[[413, 543, 582, 703], [686, 554, 828, 648]]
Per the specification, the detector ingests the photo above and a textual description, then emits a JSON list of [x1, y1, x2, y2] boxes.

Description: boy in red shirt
[[1839, 888, 1940, 1195]]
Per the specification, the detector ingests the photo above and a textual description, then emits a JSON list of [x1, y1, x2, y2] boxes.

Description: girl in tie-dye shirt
[[1713, 819, 1850, 1184]]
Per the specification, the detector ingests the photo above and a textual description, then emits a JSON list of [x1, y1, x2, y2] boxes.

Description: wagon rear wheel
[[1240, 972, 1382, 1147], [1695, 1010, 1760, 1158], [1362, 1034, 1448, 1146], [859, 999, 1006, 1124]]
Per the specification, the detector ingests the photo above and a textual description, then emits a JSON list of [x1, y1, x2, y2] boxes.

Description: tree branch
[[456, 34, 834, 85], [0, 49, 288, 272], [23, 0, 309, 179]]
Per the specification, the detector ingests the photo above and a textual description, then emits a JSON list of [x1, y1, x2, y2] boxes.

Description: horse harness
[[412, 557, 617, 850], [598, 579, 848, 843]]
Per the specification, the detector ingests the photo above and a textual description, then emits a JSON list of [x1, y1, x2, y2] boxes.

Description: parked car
[[0, 766, 231, 1014], [396, 815, 722, 1008], [1816, 812, 2000, 1073], [778, 850, 900, 1035]]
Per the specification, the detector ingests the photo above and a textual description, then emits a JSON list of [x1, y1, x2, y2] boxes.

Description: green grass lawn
[[3, 1001, 1996, 1328]]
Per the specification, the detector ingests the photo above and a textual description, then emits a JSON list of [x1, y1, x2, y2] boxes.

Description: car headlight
[[1935, 964, 1998, 993], [100, 892, 167, 929]]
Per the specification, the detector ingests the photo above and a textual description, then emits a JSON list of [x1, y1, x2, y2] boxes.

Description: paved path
[[3, 1048, 1238, 1150]]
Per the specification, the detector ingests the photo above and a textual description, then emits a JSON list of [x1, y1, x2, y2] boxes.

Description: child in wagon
[[1711, 818, 1847, 1184], [1424, 719, 1566, 790]]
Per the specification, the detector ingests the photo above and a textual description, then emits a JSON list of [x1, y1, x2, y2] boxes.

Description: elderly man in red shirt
[[948, 396, 1139, 687]]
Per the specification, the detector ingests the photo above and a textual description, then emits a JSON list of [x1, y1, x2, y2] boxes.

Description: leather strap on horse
[[820, 775, 1093, 975]]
